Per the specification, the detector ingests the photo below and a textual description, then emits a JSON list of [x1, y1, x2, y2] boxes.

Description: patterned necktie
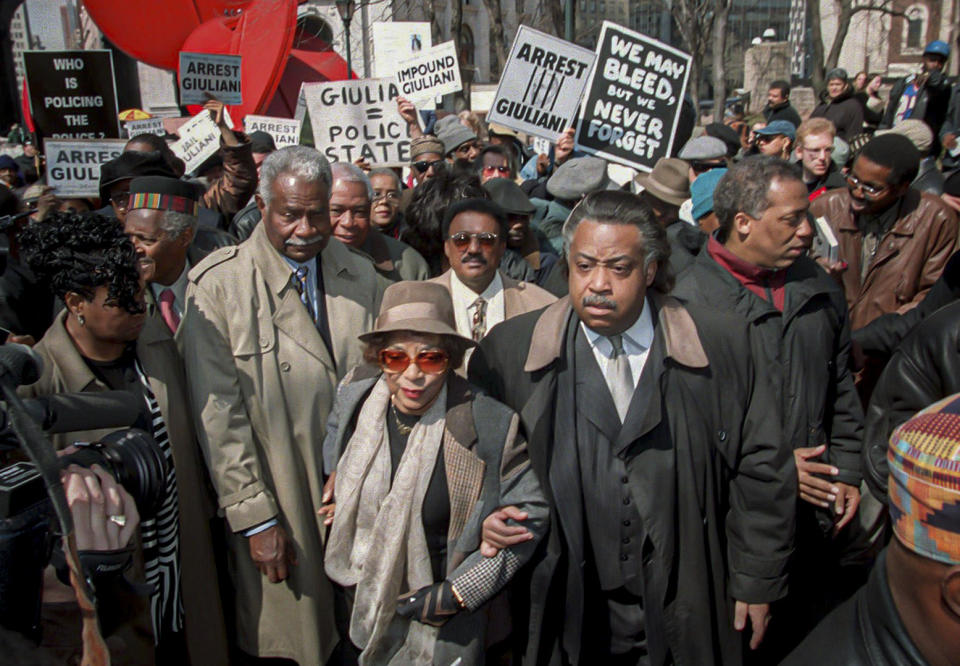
[[606, 334, 634, 421], [158, 288, 180, 334], [291, 265, 315, 323], [471, 297, 487, 341]]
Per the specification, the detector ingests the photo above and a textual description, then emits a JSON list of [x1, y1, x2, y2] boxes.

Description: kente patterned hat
[[128, 176, 200, 216], [888, 393, 960, 565]]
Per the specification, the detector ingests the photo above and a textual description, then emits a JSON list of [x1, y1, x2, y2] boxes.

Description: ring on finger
[[108, 514, 127, 527]]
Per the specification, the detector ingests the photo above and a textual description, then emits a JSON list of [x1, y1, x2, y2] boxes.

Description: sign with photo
[[574, 21, 691, 172]]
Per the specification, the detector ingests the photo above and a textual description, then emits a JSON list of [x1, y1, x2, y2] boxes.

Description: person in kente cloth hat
[[125, 175, 201, 335]]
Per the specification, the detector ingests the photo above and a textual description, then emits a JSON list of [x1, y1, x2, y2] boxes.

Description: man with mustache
[[469, 190, 794, 665], [179, 146, 382, 665], [429, 198, 555, 349], [672, 156, 869, 659]]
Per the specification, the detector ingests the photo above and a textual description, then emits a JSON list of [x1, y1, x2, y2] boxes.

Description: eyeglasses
[[756, 134, 781, 143], [447, 231, 500, 250], [373, 190, 401, 202], [845, 173, 887, 197], [413, 159, 444, 174], [378, 349, 449, 375], [482, 165, 511, 175], [110, 191, 130, 207]]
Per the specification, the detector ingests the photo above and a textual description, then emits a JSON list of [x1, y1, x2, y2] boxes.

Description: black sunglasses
[[413, 159, 444, 174]]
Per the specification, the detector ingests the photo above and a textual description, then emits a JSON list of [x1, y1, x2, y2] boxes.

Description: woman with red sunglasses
[[321, 280, 547, 664]]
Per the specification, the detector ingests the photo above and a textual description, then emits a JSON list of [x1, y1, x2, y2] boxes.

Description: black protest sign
[[574, 22, 691, 172], [24, 50, 120, 140], [179, 52, 243, 106]]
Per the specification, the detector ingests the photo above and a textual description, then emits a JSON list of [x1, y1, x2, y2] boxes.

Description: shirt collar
[[707, 234, 784, 282], [150, 258, 190, 304], [282, 255, 318, 275], [450, 269, 503, 304], [581, 296, 654, 351]]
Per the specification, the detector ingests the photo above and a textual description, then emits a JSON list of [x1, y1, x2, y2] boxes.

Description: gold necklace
[[392, 403, 414, 436]]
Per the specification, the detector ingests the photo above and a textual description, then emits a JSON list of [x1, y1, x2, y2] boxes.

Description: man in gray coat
[[180, 146, 382, 665]]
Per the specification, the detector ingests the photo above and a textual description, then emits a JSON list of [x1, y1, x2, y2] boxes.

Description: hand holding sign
[[203, 96, 239, 146]]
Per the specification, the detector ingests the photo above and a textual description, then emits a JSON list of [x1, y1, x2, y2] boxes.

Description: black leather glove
[[395, 580, 463, 627]]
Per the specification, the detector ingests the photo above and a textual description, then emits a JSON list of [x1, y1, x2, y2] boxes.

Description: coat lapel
[[41, 311, 102, 393], [321, 238, 369, 374]]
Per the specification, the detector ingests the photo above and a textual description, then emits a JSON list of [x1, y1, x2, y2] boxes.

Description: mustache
[[461, 253, 488, 264], [582, 294, 617, 309], [285, 234, 326, 247]]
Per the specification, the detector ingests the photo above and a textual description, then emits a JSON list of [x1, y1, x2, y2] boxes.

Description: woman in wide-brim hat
[[321, 280, 548, 665]]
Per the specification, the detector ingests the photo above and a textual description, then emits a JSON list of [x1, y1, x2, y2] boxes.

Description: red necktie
[[159, 288, 180, 334]]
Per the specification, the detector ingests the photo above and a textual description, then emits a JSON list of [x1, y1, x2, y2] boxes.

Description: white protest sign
[[485, 26, 597, 142], [372, 22, 432, 78], [44, 139, 125, 197], [124, 118, 165, 138], [244, 115, 302, 148], [394, 41, 461, 106], [179, 52, 242, 105], [170, 112, 221, 174], [298, 78, 411, 165], [532, 136, 551, 156]]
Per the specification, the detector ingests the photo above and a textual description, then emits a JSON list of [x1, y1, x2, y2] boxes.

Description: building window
[[906, 14, 922, 49], [902, 5, 928, 54]]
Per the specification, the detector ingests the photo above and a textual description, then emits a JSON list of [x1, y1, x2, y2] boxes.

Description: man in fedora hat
[[634, 157, 690, 228]]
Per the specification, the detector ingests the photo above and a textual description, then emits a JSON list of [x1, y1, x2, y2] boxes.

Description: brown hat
[[634, 158, 690, 207], [359, 281, 476, 346], [410, 135, 445, 162]]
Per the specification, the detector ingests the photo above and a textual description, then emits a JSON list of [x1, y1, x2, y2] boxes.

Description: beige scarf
[[325, 376, 448, 665]]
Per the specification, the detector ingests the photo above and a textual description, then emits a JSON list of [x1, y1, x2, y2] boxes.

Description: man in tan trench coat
[[180, 146, 382, 664]]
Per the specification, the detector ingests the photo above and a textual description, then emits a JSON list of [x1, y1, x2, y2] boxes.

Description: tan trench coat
[[21, 310, 229, 666], [179, 224, 382, 665]]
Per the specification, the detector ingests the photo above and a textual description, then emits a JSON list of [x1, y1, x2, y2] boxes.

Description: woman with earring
[[321, 281, 547, 665], [17, 212, 228, 666]]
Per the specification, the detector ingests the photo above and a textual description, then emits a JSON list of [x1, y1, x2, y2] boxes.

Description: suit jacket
[[428, 269, 557, 328], [358, 230, 430, 282], [178, 223, 382, 665], [468, 295, 795, 666], [22, 310, 229, 666]]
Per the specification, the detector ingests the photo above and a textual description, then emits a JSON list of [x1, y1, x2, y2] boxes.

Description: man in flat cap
[[484, 177, 558, 287], [180, 146, 382, 665], [437, 122, 481, 169]]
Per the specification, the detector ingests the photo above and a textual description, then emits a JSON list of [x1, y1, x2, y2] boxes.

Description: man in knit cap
[[408, 134, 446, 187], [785, 393, 960, 664]]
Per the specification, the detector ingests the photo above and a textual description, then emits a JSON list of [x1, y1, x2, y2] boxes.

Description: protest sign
[[394, 41, 461, 106], [170, 112, 221, 174], [44, 139, 125, 197], [179, 52, 242, 105], [24, 50, 120, 140], [124, 118, 166, 138], [574, 21, 691, 173], [244, 115, 301, 148], [372, 22, 432, 78], [532, 136, 551, 156], [298, 78, 411, 165], [485, 26, 597, 142]]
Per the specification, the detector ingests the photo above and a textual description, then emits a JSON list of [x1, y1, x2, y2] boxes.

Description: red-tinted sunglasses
[[378, 349, 450, 375]]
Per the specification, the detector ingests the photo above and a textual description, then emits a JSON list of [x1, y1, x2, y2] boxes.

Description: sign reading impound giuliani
[[298, 78, 411, 165], [484, 26, 597, 142], [44, 139, 126, 197], [394, 40, 461, 106], [244, 115, 302, 148], [24, 50, 120, 140], [170, 112, 221, 174], [179, 52, 242, 106], [574, 21, 691, 172]]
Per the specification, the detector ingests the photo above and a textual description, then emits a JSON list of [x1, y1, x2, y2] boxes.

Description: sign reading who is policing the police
[[574, 21, 691, 172], [44, 139, 126, 197], [485, 26, 597, 142], [24, 50, 120, 140], [394, 41, 461, 106], [179, 52, 243, 106], [298, 78, 411, 165]]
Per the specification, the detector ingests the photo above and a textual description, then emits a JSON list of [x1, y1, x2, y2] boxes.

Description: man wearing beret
[[180, 146, 382, 665]]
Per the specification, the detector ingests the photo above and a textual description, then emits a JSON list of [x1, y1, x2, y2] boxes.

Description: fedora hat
[[634, 158, 690, 207], [359, 281, 476, 347]]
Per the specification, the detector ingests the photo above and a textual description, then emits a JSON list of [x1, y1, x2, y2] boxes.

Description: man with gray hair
[[329, 161, 429, 282], [469, 189, 794, 665], [180, 146, 382, 665]]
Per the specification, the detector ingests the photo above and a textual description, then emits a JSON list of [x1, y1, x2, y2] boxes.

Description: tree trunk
[[809, 0, 826, 93], [451, 0, 469, 112], [826, 0, 854, 72], [483, 0, 508, 78], [711, 0, 730, 123], [545, 0, 564, 38]]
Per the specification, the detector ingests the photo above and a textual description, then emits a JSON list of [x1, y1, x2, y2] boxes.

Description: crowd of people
[[0, 35, 959, 666]]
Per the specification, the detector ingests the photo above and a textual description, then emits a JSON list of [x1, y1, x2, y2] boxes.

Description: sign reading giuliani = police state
[[170, 111, 221, 175], [394, 40, 461, 106], [44, 139, 126, 197], [485, 26, 597, 142], [24, 50, 120, 140], [574, 21, 691, 173], [244, 115, 302, 148], [124, 118, 166, 138], [179, 52, 243, 106], [298, 78, 411, 165]]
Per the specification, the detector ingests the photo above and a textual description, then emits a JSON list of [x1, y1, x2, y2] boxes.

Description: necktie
[[471, 297, 487, 341], [292, 265, 315, 323], [158, 288, 180, 334], [606, 334, 634, 421]]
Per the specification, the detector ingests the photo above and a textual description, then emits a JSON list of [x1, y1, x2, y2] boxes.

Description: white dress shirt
[[581, 297, 655, 388], [449, 270, 506, 340], [150, 259, 191, 319]]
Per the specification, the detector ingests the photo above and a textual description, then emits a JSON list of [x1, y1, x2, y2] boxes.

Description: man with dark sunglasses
[[428, 198, 554, 353], [408, 135, 446, 187]]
